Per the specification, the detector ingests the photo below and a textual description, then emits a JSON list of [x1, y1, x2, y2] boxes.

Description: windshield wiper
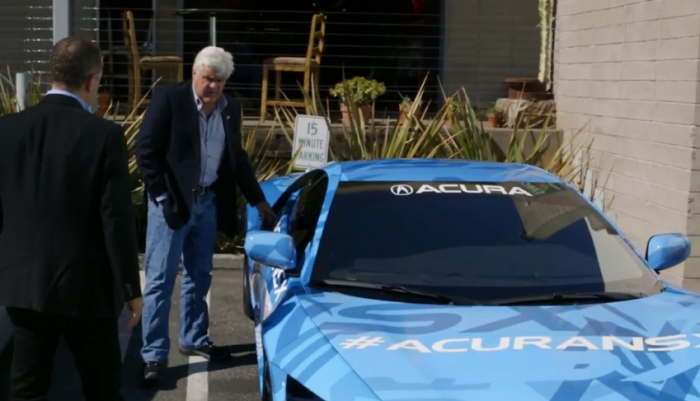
[[316, 279, 471, 305], [490, 291, 645, 306]]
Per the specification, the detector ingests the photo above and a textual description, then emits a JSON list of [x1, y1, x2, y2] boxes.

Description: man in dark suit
[[136, 45, 276, 383], [0, 37, 143, 400]]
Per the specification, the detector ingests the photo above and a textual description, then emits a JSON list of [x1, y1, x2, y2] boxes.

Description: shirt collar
[[45, 89, 91, 112], [192, 83, 227, 113]]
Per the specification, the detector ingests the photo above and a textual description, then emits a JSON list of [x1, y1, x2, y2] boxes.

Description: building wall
[[0, 0, 97, 78], [441, 0, 541, 104], [72, 0, 99, 42], [0, 0, 53, 75], [553, 0, 700, 288]]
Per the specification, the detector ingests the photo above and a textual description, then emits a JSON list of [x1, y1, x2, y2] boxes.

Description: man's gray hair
[[193, 46, 234, 79]]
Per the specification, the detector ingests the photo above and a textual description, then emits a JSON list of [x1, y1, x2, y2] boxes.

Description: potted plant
[[329, 76, 386, 125], [398, 94, 423, 123], [484, 105, 501, 128]]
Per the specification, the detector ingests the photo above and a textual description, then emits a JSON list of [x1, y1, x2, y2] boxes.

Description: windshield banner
[[389, 183, 535, 197]]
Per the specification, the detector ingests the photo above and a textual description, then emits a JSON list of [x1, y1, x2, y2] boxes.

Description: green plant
[[484, 104, 499, 114], [274, 72, 591, 187], [399, 94, 422, 109], [0, 68, 46, 115], [277, 74, 450, 160], [329, 76, 386, 106], [436, 83, 589, 181]]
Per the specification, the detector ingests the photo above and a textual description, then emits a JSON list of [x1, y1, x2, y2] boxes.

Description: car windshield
[[310, 181, 662, 302]]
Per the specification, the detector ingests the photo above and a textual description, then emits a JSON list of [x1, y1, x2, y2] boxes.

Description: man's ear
[[83, 74, 95, 92], [84, 74, 101, 93]]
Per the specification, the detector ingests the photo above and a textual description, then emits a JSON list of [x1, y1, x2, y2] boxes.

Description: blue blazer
[[136, 81, 266, 237]]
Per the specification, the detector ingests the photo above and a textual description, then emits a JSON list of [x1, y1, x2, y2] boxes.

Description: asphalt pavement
[[0, 269, 261, 401]]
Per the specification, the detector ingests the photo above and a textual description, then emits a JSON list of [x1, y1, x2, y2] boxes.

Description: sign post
[[292, 115, 330, 171]]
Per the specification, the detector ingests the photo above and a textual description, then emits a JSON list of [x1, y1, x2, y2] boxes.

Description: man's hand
[[125, 297, 144, 328], [256, 202, 277, 225]]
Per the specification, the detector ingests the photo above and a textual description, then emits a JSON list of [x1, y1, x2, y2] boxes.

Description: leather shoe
[[179, 341, 230, 360], [143, 361, 162, 383]]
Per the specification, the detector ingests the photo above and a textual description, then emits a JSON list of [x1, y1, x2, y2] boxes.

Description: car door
[[252, 166, 340, 324]]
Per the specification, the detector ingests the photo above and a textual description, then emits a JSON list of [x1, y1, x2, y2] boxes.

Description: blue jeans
[[140, 192, 217, 362]]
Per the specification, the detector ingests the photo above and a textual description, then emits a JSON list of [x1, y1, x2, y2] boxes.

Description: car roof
[[324, 159, 564, 183]]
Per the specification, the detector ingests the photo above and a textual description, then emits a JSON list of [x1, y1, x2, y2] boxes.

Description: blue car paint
[[263, 288, 700, 401], [647, 233, 692, 272], [244, 159, 693, 401], [246, 172, 304, 231], [245, 231, 297, 271]]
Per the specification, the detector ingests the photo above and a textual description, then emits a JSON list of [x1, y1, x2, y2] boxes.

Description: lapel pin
[[226, 115, 230, 120]]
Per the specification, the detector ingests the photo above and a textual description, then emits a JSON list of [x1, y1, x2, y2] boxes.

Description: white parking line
[[185, 290, 211, 401]]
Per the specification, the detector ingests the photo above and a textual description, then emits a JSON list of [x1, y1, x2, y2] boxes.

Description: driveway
[[0, 269, 261, 401]]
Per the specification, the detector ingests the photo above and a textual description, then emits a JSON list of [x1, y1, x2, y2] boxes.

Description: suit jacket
[[0, 94, 142, 318], [136, 81, 266, 238]]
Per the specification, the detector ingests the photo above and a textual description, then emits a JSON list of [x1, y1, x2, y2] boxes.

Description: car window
[[266, 193, 298, 233], [311, 181, 660, 301], [288, 174, 329, 261]]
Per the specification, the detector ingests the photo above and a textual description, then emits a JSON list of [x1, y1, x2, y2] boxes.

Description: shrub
[[0, 68, 46, 115], [275, 73, 591, 184], [329, 76, 386, 106]]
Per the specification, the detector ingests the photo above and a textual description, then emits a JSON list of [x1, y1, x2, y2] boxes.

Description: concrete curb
[[138, 253, 244, 271]]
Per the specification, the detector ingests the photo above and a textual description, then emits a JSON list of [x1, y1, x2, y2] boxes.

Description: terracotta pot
[[97, 92, 111, 117], [504, 78, 547, 101], [340, 103, 372, 126], [487, 113, 500, 128], [398, 106, 422, 123]]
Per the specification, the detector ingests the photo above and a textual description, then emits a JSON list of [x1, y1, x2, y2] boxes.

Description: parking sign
[[292, 115, 330, 170]]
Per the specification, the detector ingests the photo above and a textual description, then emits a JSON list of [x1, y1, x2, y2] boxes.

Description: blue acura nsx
[[242, 159, 695, 401]]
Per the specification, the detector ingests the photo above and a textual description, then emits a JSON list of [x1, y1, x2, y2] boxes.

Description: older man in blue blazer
[[136, 45, 277, 383]]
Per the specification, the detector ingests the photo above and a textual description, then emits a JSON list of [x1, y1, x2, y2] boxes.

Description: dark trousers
[[6, 307, 124, 401]]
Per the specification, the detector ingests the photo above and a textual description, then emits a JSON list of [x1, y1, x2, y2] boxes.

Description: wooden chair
[[259, 13, 327, 122], [101, 10, 154, 95], [123, 10, 183, 115]]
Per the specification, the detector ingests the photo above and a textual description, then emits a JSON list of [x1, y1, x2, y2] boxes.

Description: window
[[288, 174, 329, 261], [311, 181, 661, 301]]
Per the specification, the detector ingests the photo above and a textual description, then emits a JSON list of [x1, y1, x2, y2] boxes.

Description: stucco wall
[[553, 0, 700, 288], [441, 0, 541, 104]]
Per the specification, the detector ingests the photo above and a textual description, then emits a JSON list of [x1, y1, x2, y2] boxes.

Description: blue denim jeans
[[140, 192, 217, 362]]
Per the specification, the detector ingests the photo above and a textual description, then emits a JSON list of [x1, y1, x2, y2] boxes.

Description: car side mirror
[[244, 230, 297, 271], [645, 233, 691, 272]]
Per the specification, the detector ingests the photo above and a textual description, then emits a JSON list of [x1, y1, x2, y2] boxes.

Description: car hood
[[281, 287, 700, 400]]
